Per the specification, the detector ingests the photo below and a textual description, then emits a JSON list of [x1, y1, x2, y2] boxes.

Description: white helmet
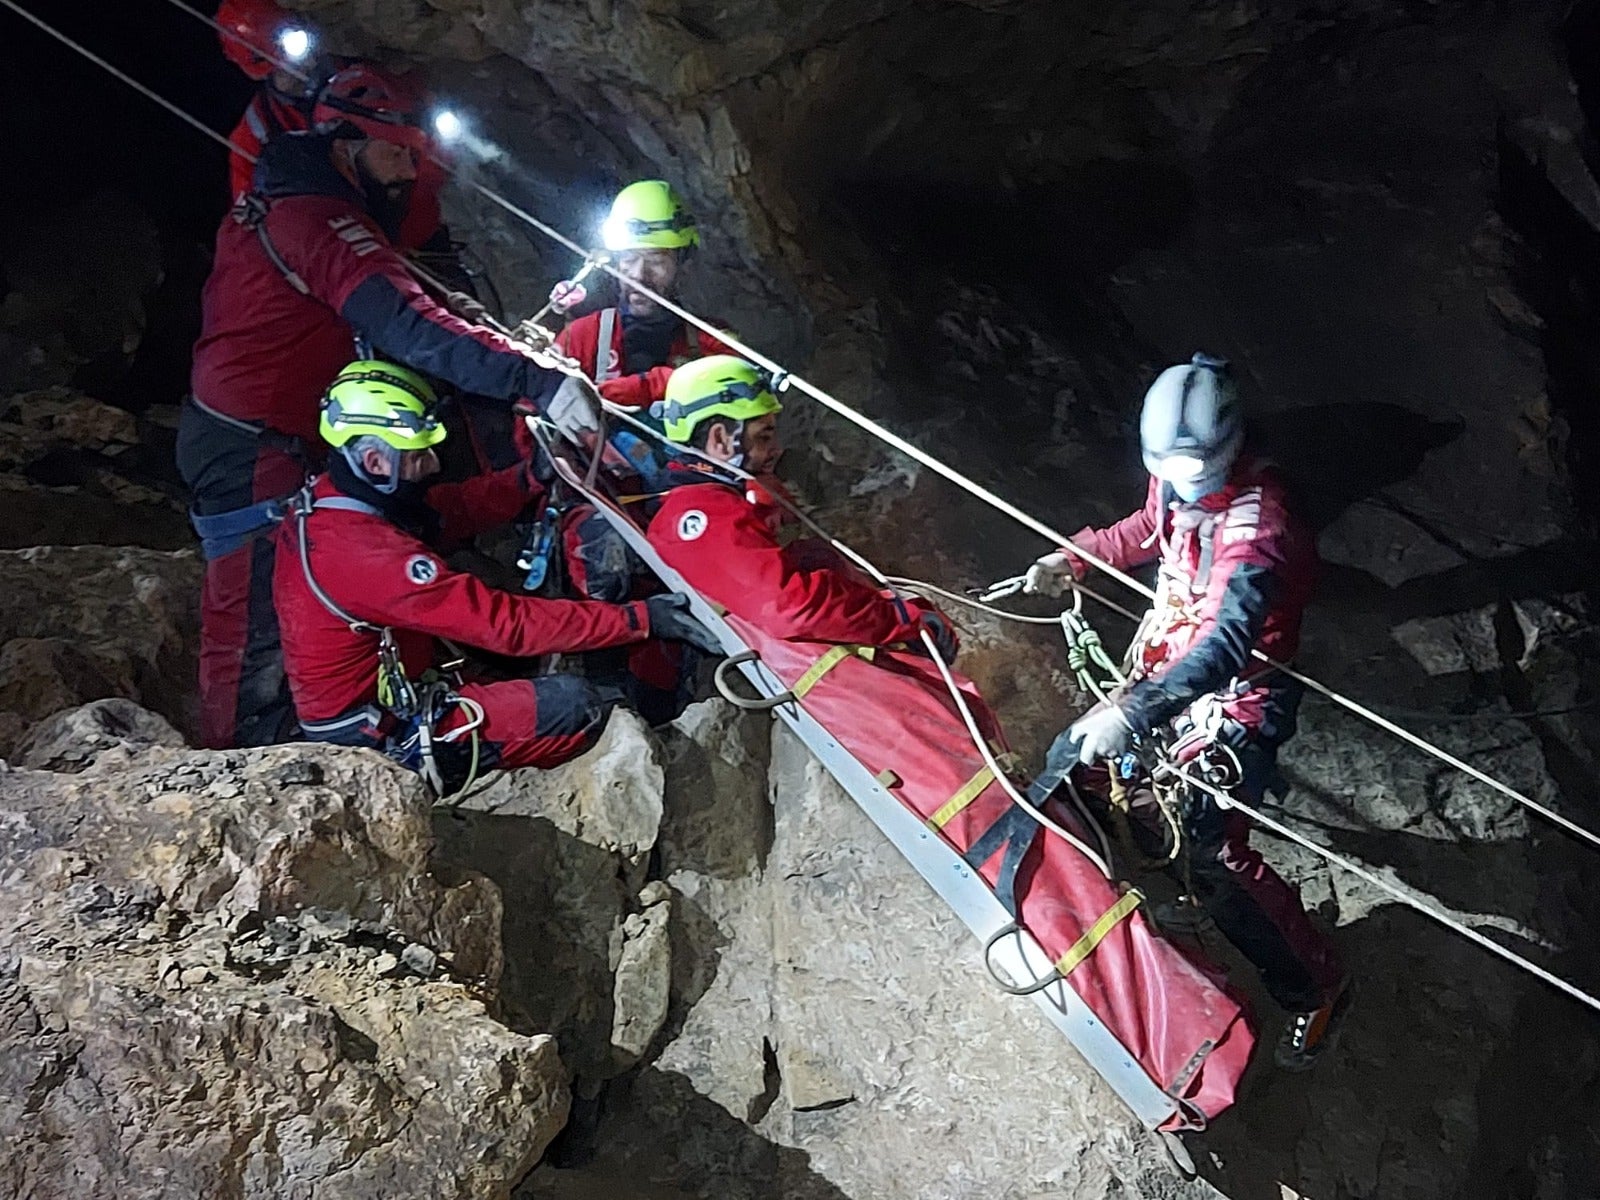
[[1140, 353, 1243, 502]]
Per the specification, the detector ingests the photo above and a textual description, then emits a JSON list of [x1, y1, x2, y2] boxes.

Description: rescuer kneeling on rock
[[274, 361, 720, 792], [1024, 352, 1348, 1071], [645, 356, 959, 658]]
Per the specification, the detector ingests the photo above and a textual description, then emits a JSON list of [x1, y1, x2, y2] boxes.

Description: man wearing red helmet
[[216, 0, 320, 200], [216, 1, 457, 272], [179, 63, 585, 751]]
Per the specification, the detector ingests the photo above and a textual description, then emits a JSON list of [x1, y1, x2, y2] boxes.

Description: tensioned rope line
[[0, 0, 252, 161], [1169, 763, 1600, 1015], [552, 365, 1600, 1018], [18, 0, 1594, 851], [326, 58, 1600, 854], [132, 1, 1600, 847], [0, 0, 1117, 880], [18, 0, 1598, 1012]]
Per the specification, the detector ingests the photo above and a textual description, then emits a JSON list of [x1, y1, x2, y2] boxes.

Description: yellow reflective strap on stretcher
[[791, 644, 876, 700], [927, 764, 996, 831], [1055, 890, 1143, 977]]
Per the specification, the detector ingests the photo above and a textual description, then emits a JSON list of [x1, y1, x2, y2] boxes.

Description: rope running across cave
[[8, 0, 1600, 1014], [143, 0, 1600, 860]]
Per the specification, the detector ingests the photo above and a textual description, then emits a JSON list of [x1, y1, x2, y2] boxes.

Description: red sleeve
[[336, 527, 649, 658], [650, 489, 922, 646], [265, 197, 555, 405], [425, 462, 540, 546], [1070, 478, 1162, 571], [598, 365, 673, 408]]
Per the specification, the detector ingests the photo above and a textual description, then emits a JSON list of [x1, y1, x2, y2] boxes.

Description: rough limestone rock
[[14, 696, 185, 772], [536, 707, 1213, 1200], [0, 546, 200, 754], [1282, 704, 1544, 843], [0, 388, 190, 551], [435, 710, 670, 1082], [0, 737, 569, 1198]]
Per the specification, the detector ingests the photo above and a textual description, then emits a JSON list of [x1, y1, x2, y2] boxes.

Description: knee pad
[[532, 674, 614, 740]]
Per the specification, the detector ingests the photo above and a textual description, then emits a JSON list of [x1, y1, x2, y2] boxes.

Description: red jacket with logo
[[555, 309, 738, 409], [647, 470, 932, 645], [1068, 456, 1315, 735], [275, 469, 650, 723], [193, 133, 554, 449]]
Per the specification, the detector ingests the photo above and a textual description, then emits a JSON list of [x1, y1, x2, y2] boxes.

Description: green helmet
[[601, 180, 699, 252], [320, 360, 446, 451], [658, 355, 781, 444]]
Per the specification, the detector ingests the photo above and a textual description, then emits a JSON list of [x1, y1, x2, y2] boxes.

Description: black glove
[[644, 593, 724, 656], [917, 610, 959, 665]]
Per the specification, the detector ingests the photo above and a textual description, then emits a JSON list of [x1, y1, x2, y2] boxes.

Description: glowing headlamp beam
[[432, 109, 464, 142], [277, 27, 312, 62]]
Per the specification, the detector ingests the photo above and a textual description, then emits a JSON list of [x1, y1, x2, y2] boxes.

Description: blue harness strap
[[189, 497, 290, 560]]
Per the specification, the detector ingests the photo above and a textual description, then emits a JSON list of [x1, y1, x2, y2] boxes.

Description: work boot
[[1152, 895, 1214, 934], [1275, 980, 1351, 1072]]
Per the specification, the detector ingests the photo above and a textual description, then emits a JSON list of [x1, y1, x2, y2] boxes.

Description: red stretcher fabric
[[727, 621, 1255, 1129]]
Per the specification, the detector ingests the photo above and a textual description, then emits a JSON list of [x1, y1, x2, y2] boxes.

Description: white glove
[[1023, 550, 1076, 598], [1067, 705, 1133, 766], [544, 375, 601, 440]]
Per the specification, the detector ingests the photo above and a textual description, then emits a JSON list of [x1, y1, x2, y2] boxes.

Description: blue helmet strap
[[341, 442, 405, 495]]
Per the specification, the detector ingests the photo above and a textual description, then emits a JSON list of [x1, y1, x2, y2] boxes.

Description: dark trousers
[[1178, 739, 1344, 1011], [176, 401, 304, 749]]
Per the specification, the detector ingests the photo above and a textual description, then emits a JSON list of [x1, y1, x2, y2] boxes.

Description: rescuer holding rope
[[1025, 353, 1348, 1070]]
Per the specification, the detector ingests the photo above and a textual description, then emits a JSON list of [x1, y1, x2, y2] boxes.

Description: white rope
[[156, 0, 314, 84], [442, 115, 1600, 857], [1172, 764, 1600, 1015], [0, 0, 251, 163], [885, 575, 1143, 626], [21, 0, 1600, 1004], [111, 0, 1600, 854], [526, 405, 1119, 878]]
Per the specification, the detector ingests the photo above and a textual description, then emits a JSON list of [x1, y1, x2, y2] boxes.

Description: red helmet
[[312, 64, 431, 150], [216, 0, 303, 80]]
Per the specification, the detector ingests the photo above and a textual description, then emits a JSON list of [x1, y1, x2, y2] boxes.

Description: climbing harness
[[287, 484, 484, 798], [182, 395, 307, 558]]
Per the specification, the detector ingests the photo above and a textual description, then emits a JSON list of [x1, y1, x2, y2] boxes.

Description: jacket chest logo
[[676, 510, 708, 541], [405, 554, 439, 585]]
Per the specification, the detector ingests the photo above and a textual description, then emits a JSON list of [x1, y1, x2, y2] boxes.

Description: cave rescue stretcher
[[542, 443, 1255, 1134]]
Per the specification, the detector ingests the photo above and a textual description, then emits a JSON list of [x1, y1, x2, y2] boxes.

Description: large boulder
[[0, 734, 569, 1199]]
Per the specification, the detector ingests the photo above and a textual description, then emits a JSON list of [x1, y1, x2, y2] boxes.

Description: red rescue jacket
[[647, 468, 932, 646], [192, 132, 554, 450], [275, 469, 650, 725], [555, 308, 737, 409], [228, 87, 311, 200], [1069, 456, 1315, 735]]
